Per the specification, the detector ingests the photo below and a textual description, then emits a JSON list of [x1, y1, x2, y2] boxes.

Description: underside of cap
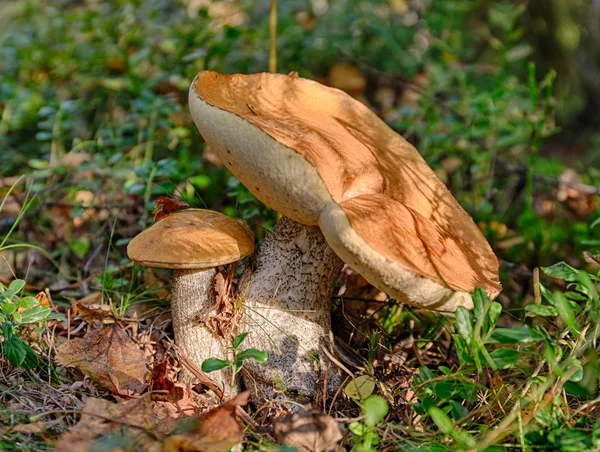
[[127, 209, 255, 269], [319, 196, 504, 311], [188, 71, 501, 309]]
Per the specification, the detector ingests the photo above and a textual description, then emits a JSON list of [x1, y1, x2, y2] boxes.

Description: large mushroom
[[188, 71, 501, 399], [128, 209, 255, 390]]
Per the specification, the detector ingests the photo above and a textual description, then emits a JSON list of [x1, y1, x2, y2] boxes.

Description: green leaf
[[472, 288, 487, 323], [361, 395, 388, 427], [201, 358, 231, 373], [525, 304, 558, 317], [2, 322, 14, 339], [1, 279, 25, 299], [489, 347, 521, 369], [432, 381, 453, 400], [236, 348, 268, 364], [418, 366, 435, 382], [455, 307, 473, 341], [344, 375, 376, 400], [567, 359, 584, 383], [549, 429, 593, 452], [550, 291, 579, 335], [487, 302, 502, 332], [19, 306, 52, 324], [428, 406, 476, 448], [449, 400, 469, 421], [348, 421, 364, 436], [233, 332, 248, 350], [577, 271, 599, 299], [69, 236, 91, 259], [487, 326, 543, 344], [2, 334, 31, 368], [592, 417, 600, 448], [17, 296, 39, 309], [189, 174, 212, 189], [542, 262, 579, 282], [428, 406, 454, 434], [2, 304, 16, 315]]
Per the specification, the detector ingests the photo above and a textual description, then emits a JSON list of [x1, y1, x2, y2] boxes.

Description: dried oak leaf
[[274, 409, 343, 452], [162, 391, 249, 452], [153, 196, 190, 221], [54, 394, 159, 452], [55, 325, 149, 396]]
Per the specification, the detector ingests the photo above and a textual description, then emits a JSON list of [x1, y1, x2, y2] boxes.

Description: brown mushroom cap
[[189, 71, 501, 310], [127, 209, 255, 269]]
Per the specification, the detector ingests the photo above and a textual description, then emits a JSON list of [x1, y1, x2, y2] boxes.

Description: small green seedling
[[0, 279, 57, 368], [201, 332, 268, 389], [348, 394, 389, 451]]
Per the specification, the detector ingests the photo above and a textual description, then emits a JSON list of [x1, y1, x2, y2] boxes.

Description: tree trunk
[[239, 216, 344, 402], [171, 268, 231, 392]]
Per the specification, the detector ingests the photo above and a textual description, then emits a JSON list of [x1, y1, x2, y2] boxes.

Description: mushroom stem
[[171, 267, 231, 391], [239, 216, 344, 401]]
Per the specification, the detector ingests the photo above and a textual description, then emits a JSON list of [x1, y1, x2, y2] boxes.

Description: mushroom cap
[[127, 209, 255, 269], [188, 71, 501, 310]]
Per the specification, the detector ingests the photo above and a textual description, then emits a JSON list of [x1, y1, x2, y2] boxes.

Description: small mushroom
[[188, 71, 501, 399], [127, 209, 254, 390]]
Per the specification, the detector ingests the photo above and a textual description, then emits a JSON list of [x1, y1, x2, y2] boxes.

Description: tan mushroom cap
[[189, 71, 501, 310], [127, 209, 255, 269]]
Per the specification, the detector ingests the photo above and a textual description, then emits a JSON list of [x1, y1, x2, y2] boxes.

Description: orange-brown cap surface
[[127, 209, 255, 269], [189, 71, 501, 310]]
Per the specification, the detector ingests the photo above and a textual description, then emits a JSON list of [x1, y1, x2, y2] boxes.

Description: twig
[[269, 0, 277, 73], [174, 345, 225, 399]]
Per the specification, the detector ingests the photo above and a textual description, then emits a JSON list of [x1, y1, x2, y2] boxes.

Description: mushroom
[[127, 209, 255, 390], [188, 71, 501, 399]]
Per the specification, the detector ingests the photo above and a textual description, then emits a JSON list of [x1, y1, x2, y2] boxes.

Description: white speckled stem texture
[[171, 268, 231, 392], [239, 216, 344, 401]]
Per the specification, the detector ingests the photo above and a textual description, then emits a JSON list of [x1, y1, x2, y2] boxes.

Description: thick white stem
[[239, 216, 344, 401], [171, 268, 231, 392]]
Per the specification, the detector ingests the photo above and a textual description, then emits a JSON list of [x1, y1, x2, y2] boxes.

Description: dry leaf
[[557, 168, 598, 219], [72, 301, 116, 324], [274, 409, 343, 452], [154, 383, 203, 421], [35, 288, 54, 308], [162, 391, 249, 452], [54, 395, 158, 452], [153, 196, 190, 221], [150, 360, 184, 403], [55, 325, 150, 396], [327, 63, 366, 96], [76, 292, 103, 306]]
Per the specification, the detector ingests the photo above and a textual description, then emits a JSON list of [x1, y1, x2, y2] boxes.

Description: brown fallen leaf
[[274, 409, 343, 452], [55, 325, 150, 396], [75, 291, 103, 306], [53, 395, 158, 452], [153, 196, 190, 221], [162, 391, 249, 452], [72, 301, 116, 324], [35, 288, 54, 309], [150, 360, 184, 403], [154, 383, 204, 421]]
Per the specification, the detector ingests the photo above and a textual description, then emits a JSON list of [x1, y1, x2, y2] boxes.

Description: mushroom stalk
[[171, 268, 231, 391], [239, 216, 344, 400]]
